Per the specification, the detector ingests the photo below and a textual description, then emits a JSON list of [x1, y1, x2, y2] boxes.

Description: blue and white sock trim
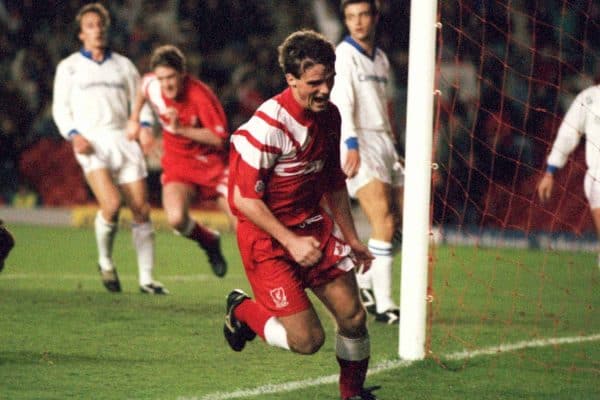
[[368, 239, 393, 257]]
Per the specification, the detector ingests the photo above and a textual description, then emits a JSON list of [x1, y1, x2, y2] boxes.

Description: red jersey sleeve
[[229, 126, 283, 202], [193, 81, 229, 140]]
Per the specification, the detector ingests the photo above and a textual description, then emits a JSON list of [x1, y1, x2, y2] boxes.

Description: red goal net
[[428, 0, 599, 374]]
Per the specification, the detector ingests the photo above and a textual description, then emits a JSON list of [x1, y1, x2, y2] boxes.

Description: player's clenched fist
[[286, 235, 323, 267], [348, 239, 374, 274]]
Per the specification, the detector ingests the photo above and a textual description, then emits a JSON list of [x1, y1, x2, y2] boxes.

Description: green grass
[[1, 224, 598, 399]]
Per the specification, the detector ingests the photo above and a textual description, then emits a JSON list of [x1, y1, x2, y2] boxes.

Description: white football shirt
[[330, 36, 394, 147], [547, 85, 600, 179], [52, 49, 152, 140]]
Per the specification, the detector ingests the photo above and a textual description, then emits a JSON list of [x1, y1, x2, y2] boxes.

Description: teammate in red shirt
[[224, 30, 377, 400], [127, 45, 234, 277]]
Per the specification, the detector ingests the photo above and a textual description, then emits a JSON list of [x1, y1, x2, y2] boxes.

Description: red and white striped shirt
[[229, 87, 347, 226]]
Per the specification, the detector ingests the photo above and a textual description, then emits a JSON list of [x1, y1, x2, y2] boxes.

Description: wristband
[[67, 129, 80, 140], [345, 137, 359, 150], [545, 165, 558, 174], [140, 121, 152, 128]]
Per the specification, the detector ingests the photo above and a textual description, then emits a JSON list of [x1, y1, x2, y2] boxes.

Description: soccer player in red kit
[[224, 30, 377, 400], [127, 45, 234, 277]]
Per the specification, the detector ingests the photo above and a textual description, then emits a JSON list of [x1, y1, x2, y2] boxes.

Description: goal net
[[425, 0, 599, 373]]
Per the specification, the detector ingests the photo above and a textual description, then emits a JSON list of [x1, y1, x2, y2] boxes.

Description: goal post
[[399, 0, 438, 360]]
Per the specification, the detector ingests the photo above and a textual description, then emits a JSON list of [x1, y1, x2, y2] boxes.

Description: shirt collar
[[343, 35, 377, 61], [79, 47, 112, 64], [281, 87, 314, 124]]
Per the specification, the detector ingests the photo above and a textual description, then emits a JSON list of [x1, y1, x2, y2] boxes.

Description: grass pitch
[[1, 224, 598, 399]]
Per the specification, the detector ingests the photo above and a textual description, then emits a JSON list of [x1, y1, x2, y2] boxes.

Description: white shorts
[[74, 130, 148, 185], [342, 130, 404, 198], [584, 173, 600, 209]]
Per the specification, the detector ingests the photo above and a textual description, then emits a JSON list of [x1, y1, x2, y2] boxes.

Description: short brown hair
[[340, 0, 379, 15], [277, 30, 335, 78], [150, 45, 187, 73], [75, 3, 111, 32]]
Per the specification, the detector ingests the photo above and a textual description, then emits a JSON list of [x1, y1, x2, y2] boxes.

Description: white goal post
[[399, 0, 438, 360]]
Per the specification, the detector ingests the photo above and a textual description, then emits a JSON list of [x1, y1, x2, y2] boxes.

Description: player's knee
[[101, 202, 121, 222], [130, 202, 151, 223], [352, 305, 368, 330], [294, 339, 324, 355], [338, 305, 368, 337], [289, 328, 325, 355]]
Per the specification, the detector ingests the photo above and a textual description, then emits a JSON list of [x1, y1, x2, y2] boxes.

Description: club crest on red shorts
[[270, 287, 289, 309]]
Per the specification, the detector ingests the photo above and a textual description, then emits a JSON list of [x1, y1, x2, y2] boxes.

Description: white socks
[[367, 239, 397, 313], [95, 211, 156, 286], [264, 317, 290, 350], [132, 221, 155, 286], [95, 211, 117, 272]]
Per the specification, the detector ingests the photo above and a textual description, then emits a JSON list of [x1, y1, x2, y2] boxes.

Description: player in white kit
[[52, 3, 167, 294], [538, 84, 600, 268], [330, 0, 403, 324]]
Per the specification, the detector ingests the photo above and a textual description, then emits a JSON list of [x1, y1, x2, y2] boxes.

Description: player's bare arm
[[126, 88, 157, 155], [126, 119, 141, 141], [233, 185, 322, 267], [173, 126, 226, 149], [537, 172, 554, 203], [323, 188, 373, 271], [137, 127, 155, 156], [163, 107, 226, 149], [343, 148, 361, 178], [126, 87, 147, 141]]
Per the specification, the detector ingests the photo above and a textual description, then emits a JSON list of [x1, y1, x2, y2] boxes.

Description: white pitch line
[[443, 333, 600, 360], [184, 333, 600, 400]]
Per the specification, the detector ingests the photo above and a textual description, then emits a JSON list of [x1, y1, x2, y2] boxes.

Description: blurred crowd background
[[0, 0, 598, 231], [0, 0, 408, 207]]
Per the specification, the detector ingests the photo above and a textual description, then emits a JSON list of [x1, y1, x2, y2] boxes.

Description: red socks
[[187, 222, 218, 248], [234, 297, 272, 339], [337, 357, 370, 399]]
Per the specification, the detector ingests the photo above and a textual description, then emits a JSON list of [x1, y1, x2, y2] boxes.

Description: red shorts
[[161, 154, 228, 199], [237, 213, 355, 317]]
